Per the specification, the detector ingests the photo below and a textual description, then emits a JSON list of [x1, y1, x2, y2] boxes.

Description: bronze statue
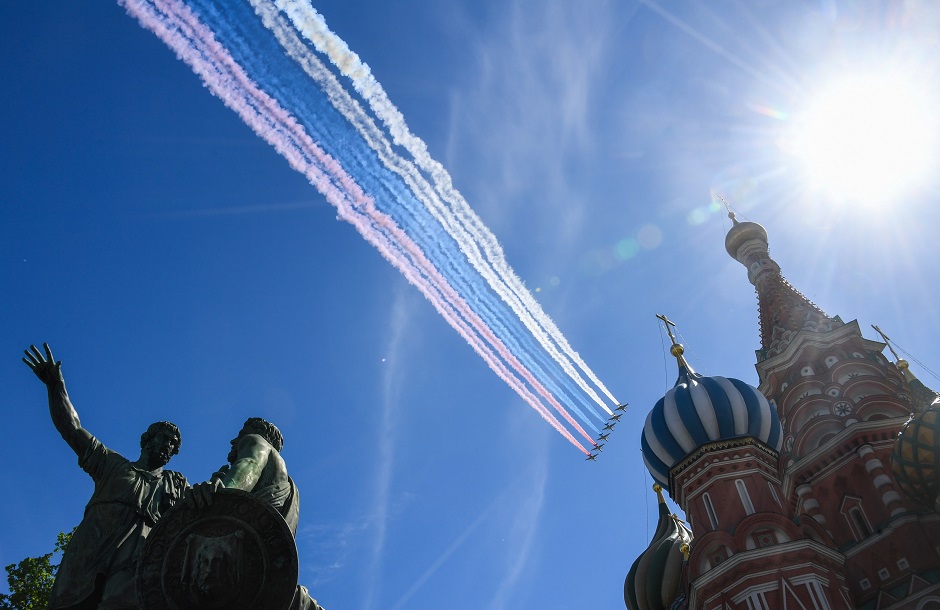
[[23, 344, 188, 610], [188, 418, 324, 610], [137, 487, 298, 609]]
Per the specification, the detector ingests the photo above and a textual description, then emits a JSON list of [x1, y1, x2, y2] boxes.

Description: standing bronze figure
[[23, 344, 188, 610], [187, 418, 324, 610]]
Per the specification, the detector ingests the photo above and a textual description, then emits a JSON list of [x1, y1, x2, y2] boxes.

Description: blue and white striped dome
[[641, 363, 783, 490]]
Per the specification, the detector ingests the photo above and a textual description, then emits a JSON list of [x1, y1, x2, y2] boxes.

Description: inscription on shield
[[138, 489, 298, 610]]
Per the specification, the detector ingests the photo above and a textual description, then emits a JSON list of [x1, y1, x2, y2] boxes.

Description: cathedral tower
[[626, 216, 940, 609], [725, 215, 940, 607], [635, 322, 848, 609]]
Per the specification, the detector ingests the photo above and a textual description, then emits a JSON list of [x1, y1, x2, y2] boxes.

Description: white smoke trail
[[274, 0, 619, 412], [123, 0, 594, 451], [247, 0, 606, 423]]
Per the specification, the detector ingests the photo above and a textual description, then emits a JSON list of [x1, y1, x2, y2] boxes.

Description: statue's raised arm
[[23, 343, 93, 455], [22, 342, 187, 609]]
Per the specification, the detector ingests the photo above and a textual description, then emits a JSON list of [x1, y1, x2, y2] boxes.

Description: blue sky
[[3, 1, 940, 609]]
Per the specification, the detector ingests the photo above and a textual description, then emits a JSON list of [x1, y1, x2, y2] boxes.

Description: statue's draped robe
[[51, 436, 187, 609], [254, 476, 300, 536], [251, 475, 322, 610]]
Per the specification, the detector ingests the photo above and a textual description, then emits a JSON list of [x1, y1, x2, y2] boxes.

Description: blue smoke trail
[[187, 0, 606, 431], [124, 0, 616, 448]]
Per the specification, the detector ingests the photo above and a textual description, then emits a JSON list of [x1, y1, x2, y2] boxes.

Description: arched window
[[736, 479, 755, 515], [841, 495, 873, 541], [703, 493, 719, 530], [850, 507, 871, 537], [768, 482, 782, 507]]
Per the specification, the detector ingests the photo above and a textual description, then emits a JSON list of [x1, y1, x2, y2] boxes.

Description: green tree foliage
[[0, 531, 72, 610]]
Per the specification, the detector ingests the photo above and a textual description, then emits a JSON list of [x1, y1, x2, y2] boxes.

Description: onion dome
[[641, 319, 783, 491], [892, 359, 940, 507], [625, 484, 691, 610], [724, 215, 768, 259], [893, 403, 940, 507]]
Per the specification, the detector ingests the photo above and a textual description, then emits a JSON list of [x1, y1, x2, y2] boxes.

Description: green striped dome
[[624, 485, 691, 610], [892, 400, 940, 507]]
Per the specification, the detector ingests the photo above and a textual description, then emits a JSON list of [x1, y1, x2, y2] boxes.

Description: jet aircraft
[[615, 403, 628, 412], [609, 413, 622, 422], [603, 422, 616, 431], [585, 453, 598, 461], [597, 432, 610, 442]]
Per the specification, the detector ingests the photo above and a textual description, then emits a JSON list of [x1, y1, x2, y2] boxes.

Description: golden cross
[[872, 325, 902, 362], [656, 314, 679, 346], [714, 192, 736, 222]]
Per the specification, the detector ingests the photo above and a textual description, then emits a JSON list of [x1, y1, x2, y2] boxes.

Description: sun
[[788, 71, 938, 203]]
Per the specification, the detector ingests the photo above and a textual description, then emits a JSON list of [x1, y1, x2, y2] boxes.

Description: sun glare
[[789, 72, 937, 203]]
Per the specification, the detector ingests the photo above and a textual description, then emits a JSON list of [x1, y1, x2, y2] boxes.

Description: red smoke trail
[[250, 2, 607, 426], [279, 0, 620, 411], [141, 0, 597, 449], [121, 0, 594, 452], [144, 0, 599, 449], [140, 0, 598, 447]]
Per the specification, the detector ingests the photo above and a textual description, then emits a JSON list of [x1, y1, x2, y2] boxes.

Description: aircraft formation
[[586, 403, 627, 461]]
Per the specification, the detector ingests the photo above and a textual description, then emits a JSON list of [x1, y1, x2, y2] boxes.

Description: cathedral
[[625, 216, 940, 610]]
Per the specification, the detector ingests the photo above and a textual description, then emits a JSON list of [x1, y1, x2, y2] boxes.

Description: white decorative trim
[[881, 490, 901, 505]]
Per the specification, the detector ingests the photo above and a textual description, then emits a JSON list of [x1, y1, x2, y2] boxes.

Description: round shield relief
[[138, 488, 298, 610]]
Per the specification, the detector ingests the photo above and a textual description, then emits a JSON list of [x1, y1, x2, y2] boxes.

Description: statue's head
[[239, 417, 284, 452], [140, 421, 182, 467]]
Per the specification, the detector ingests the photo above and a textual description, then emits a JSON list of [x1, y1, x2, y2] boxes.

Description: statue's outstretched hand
[[184, 479, 224, 509], [23, 343, 64, 387], [210, 464, 230, 483]]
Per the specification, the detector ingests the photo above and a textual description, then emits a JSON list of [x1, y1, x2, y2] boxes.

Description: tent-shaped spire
[[724, 213, 842, 360]]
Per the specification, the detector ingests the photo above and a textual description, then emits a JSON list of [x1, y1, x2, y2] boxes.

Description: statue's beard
[[145, 441, 172, 467]]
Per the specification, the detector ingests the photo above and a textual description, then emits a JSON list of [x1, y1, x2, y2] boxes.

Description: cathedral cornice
[[782, 417, 910, 501], [756, 320, 885, 389], [669, 437, 779, 495], [688, 539, 847, 608], [840, 513, 925, 558]]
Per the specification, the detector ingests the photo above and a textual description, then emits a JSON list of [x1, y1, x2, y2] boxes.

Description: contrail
[[208, 0, 604, 441], [186, 0, 605, 436], [142, 0, 596, 451], [275, 0, 620, 412], [389, 480, 518, 610], [198, 0, 604, 430], [121, 0, 596, 451], [246, 0, 609, 426]]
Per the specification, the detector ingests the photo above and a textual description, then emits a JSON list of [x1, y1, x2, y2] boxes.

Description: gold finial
[[657, 314, 690, 369], [872, 325, 917, 384], [715, 192, 738, 225], [653, 483, 666, 505], [680, 543, 690, 560]]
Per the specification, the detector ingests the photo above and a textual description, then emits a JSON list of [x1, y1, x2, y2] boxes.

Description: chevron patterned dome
[[624, 485, 691, 610], [641, 345, 783, 491]]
